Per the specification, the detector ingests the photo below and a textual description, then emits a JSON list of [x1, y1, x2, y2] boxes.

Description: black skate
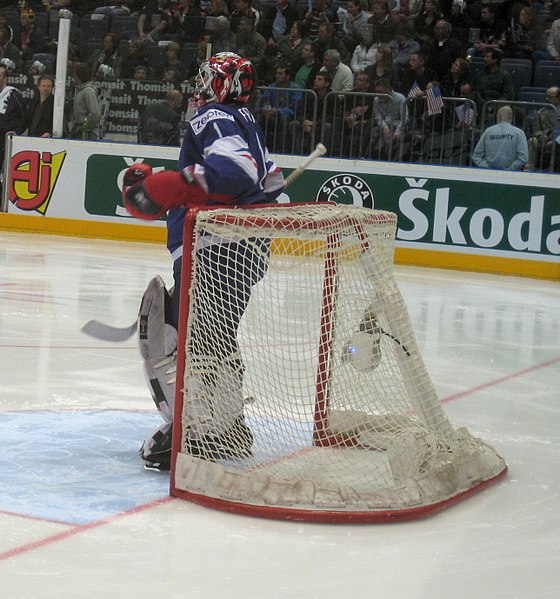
[[185, 416, 254, 462], [140, 424, 172, 471]]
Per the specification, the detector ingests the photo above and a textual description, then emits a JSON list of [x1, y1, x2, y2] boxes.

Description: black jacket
[[22, 93, 54, 137]]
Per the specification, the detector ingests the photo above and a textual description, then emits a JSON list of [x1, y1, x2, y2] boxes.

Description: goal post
[[170, 203, 507, 523]]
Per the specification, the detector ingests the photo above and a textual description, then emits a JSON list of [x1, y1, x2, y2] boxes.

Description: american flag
[[455, 103, 475, 126], [407, 82, 423, 98], [426, 84, 444, 116]]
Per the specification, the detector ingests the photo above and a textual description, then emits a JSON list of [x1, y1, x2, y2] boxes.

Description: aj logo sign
[[9, 150, 66, 214]]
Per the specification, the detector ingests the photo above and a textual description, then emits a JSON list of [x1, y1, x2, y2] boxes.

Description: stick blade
[[81, 320, 137, 342]]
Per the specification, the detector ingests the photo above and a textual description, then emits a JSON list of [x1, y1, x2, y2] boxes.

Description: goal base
[[171, 456, 507, 523], [171, 430, 508, 523], [170, 204, 508, 523]]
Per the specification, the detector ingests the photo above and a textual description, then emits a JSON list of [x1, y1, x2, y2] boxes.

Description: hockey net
[[170, 204, 507, 522]]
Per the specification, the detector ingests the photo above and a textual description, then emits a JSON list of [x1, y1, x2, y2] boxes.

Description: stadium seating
[[533, 61, 560, 89], [110, 15, 139, 40], [500, 59, 533, 100], [79, 16, 109, 40], [518, 87, 547, 103]]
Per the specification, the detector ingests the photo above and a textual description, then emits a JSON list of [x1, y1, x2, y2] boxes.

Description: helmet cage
[[195, 52, 254, 105]]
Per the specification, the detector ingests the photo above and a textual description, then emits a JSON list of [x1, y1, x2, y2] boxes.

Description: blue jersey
[[167, 102, 284, 257]]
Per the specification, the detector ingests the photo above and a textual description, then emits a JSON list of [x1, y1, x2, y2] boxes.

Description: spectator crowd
[[1, 0, 559, 171]]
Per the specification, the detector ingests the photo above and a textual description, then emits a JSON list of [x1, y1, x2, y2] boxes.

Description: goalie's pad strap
[[138, 275, 177, 360]]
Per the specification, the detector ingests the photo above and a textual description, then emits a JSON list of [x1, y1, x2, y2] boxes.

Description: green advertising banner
[[84, 155, 178, 218], [83, 154, 560, 259]]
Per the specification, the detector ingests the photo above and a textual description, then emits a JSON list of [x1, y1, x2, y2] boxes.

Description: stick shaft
[[284, 143, 326, 187]]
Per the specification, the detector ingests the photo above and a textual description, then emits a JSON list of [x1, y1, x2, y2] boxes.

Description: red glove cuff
[[123, 168, 208, 221]]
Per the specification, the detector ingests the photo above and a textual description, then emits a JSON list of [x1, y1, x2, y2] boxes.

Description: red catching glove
[[122, 162, 152, 192], [123, 166, 208, 221]]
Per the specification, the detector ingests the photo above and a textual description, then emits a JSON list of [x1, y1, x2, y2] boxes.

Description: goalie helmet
[[195, 52, 255, 106]]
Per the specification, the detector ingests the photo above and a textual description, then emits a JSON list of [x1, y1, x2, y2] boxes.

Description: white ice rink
[[0, 230, 559, 599]]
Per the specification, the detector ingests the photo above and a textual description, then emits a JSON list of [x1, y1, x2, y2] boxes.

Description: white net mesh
[[172, 205, 506, 521]]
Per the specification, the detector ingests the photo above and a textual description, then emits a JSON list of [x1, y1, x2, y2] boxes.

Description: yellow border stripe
[[0, 213, 166, 244], [1, 213, 557, 280], [395, 247, 559, 280]]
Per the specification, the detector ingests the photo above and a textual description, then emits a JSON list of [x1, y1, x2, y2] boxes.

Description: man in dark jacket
[[475, 48, 513, 103], [259, 0, 299, 45], [140, 89, 183, 146], [425, 20, 465, 82], [22, 74, 55, 137]]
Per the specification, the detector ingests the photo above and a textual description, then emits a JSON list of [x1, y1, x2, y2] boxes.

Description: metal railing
[[255, 87, 318, 155], [255, 89, 559, 173]]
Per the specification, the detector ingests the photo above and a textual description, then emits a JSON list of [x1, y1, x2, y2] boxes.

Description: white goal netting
[[171, 204, 506, 522]]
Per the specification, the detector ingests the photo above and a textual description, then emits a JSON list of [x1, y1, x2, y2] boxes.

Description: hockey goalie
[[122, 53, 285, 470]]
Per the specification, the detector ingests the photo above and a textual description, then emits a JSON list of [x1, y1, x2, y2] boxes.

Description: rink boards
[[1, 135, 558, 280]]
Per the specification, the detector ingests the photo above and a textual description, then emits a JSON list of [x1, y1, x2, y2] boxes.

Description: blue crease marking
[[0, 410, 168, 525]]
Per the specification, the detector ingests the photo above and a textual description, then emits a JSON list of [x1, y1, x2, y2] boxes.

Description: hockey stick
[[284, 143, 327, 188], [81, 319, 137, 342]]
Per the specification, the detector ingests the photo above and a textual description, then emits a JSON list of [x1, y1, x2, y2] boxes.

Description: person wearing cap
[[447, 0, 471, 45], [14, 8, 47, 63]]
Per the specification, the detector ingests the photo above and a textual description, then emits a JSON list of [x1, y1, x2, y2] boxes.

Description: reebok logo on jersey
[[190, 109, 234, 135]]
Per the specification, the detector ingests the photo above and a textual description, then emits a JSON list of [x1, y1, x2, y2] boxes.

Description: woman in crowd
[[364, 43, 400, 91], [350, 25, 378, 75], [276, 21, 311, 74], [121, 38, 150, 79]]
